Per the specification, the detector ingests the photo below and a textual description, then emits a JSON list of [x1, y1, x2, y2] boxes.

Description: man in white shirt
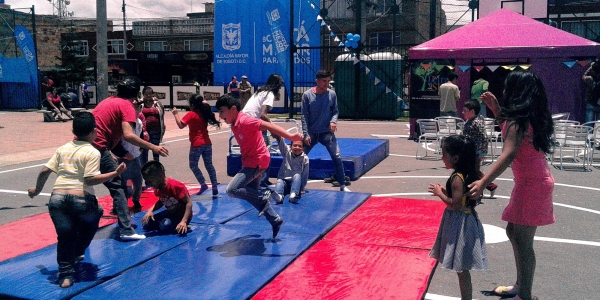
[[439, 72, 460, 117]]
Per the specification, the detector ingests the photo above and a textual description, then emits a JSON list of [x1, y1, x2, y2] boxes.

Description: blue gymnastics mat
[[0, 190, 370, 299], [225, 189, 371, 236], [0, 230, 198, 299], [227, 138, 389, 180], [73, 225, 319, 300]]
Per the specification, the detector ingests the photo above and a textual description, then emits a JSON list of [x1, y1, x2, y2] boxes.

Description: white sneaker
[[290, 192, 297, 199], [271, 191, 283, 204], [120, 233, 146, 241], [341, 187, 351, 192]]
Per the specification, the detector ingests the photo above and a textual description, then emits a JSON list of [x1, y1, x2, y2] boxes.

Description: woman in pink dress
[[469, 70, 554, 300]]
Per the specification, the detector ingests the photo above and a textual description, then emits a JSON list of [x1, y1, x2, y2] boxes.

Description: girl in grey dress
[[428, 135, 488, 300]]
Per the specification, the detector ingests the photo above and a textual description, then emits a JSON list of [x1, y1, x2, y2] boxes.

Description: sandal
[[494, 285, 518, 296], [481, 285, 518, 297], [58, 276, 74, 288]]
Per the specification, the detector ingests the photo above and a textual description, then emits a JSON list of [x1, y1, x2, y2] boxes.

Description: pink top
[[92, 96, 137, 150], [231, 112, 269, 169], [181, 111, 210, 148], [48, 94, 61, 106], [501, 122, 555, 226]]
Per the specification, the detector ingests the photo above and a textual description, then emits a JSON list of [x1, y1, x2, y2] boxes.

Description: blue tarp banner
[[13, 25, 39, 99], [214, 0, 321, 97], [0, 56, 30, 83]]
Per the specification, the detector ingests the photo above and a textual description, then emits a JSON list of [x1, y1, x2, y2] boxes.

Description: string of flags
[[315, 10, 401, 99]]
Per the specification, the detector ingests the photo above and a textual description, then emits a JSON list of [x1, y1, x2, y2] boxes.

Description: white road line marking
[[535, 236, 600, 247], [424, 293, 465, 300], [0, 189, 50, 196], [554, 202, 600, 215], [162, 130, 230, 144], [0, 163, 45, 174]]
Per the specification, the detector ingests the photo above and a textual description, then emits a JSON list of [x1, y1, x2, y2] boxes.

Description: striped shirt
[[45, 140, 101, 195]]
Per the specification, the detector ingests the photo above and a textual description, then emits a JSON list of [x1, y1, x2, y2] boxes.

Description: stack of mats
[[227, 138, 390, 180], [0, 186, 445, 299]]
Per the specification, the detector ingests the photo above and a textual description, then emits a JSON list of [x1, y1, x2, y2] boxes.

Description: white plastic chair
[[483, 118, 501, 163], [435, 116, 464, 137], [583, 121, 600, 167], [415, 119, 441, 160], [550, 124, 592, 170]]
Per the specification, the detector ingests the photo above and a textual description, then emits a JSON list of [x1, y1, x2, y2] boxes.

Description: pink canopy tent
[[408, 8, 600, 123]]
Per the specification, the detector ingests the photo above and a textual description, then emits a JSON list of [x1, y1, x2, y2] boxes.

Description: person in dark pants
[[28, 112, 127, 288], [92, 76, 169, 241]]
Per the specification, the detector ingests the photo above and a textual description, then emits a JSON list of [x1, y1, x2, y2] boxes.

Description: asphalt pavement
[[0, 110, 598, 299]]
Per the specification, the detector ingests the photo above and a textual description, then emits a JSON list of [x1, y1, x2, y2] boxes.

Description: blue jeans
[[303, 131, 346, 188], [226, 167, 280, 223], [120, 156, 142, 203], [142, 210, 187, 234], [48, 193, 103, 280], [99, 149, 136, 236], [585, 103, 600, 123], [275, 173, 306, 196], [140, 131, 161, 167], [189, 145, 217, 186]]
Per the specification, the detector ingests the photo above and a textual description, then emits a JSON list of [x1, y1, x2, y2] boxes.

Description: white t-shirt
[[242, 91, 274, 118]]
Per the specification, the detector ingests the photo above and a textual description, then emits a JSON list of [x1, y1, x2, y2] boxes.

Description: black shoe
[[331, 177, 351, 187], [271, 217, 283, 239], [323, 176, 335, 183]]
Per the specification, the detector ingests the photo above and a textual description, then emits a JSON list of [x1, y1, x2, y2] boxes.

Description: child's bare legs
[[506, 222, 537, 299], [457, 270, 472, 300]]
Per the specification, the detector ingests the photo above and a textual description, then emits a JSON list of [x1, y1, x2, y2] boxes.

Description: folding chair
[[415, 119, 441, 160], [550, 124, 592, 171]]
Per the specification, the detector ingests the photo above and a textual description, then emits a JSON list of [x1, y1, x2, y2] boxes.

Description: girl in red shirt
[[173, 94, 221, 197]]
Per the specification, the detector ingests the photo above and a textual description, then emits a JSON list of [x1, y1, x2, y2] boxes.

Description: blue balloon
[[344, 40, 351, 48], [352, 34, 361, 42], [347, 33, 353, 40], [351, 41, 358, 48]]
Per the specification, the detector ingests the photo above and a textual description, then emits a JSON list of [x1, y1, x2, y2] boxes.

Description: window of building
[[73, 40, 89, 57], [369, 31, 401, 48], [107, 39, 125, 55], [562, 20, 600, 42], [184, 40, 210, 51], [144, 41, 168, 51]]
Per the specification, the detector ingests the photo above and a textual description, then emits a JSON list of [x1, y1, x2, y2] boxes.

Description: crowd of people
[[27, 68, 564, 300]]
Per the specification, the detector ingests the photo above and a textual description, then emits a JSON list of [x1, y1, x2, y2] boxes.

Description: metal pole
[[288, 0, 295, 119], [122, 0, 127, 59], [429, 0, 437, 39], [32, 5, 42, 109], [354, 0, 362, 119], [96, 0, 108, 102]]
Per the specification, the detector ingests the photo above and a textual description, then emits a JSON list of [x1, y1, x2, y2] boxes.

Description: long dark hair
[[255, 73, 283, 97], [442, 135, 479, 187], [499, 70, 554, 154], [189, 94, 220, 128]]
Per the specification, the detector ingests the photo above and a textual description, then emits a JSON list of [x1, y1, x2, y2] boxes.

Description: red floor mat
[[253, 197, 445, 300], [0, 188, 166, 262]]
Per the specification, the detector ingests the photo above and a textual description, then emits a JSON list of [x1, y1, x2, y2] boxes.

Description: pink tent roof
[[409, 9, 600, 59]]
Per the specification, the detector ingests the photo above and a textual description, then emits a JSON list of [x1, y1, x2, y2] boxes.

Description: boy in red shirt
[[141, 161, 193, 234], [216, 94, 302, 239]]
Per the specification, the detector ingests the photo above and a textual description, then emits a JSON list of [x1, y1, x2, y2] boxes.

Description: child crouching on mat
[[216, 94, 303, 239], [28, 112, 127, 288], [141, 161, 192, 235], [270, 135, 309, 204], [428, 135, 488, 300]]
